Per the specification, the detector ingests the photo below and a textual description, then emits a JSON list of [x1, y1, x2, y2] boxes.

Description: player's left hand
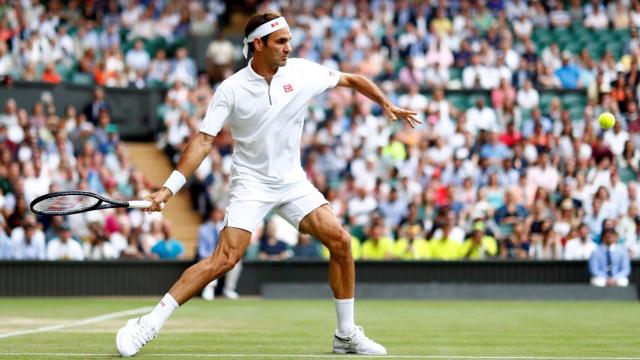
[[382, 104, 421, 128]]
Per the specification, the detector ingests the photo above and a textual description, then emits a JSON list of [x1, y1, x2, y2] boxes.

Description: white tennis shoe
[[332, 326, 387, 355], [116, 317, 158, 357]]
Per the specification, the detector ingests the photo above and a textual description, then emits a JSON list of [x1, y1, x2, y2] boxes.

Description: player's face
[[263, 28, 292, 67]]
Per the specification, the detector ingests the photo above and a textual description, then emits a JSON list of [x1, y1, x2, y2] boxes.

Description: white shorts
[[223, 178, 328, 233]]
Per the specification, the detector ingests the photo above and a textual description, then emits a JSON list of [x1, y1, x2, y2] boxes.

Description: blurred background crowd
[[1, 0, 640, 264]]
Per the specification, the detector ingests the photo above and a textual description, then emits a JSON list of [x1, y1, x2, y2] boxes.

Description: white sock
[[334, 298, 355, 337], [144, 293, 179, 331]]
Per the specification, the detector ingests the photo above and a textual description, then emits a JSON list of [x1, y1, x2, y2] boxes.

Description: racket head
[[30, 191, 127, 216]]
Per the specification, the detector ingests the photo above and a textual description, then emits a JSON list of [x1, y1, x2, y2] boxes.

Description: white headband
[[243, 17, 289, 59]]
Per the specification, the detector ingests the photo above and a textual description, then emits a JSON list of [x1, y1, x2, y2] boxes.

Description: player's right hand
[[144, 187, 172, 212]]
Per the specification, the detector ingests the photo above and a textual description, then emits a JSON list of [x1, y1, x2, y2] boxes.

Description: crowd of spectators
[[3, 0, 640, 270], [180, 0, 640, 267], [0, 0, 228, 88], [0, 92, 187, 261]]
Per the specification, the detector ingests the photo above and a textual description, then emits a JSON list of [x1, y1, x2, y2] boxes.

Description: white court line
[[0, 306, 152, 339], [0, 354, 639, 359]]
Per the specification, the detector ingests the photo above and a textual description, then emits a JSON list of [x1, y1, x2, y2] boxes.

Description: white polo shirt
[[200, 58, 341, 184]]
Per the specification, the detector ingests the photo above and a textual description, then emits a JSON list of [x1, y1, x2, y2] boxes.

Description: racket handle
[[128, 200, 166, 210]]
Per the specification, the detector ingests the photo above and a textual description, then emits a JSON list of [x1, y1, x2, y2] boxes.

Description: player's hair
[[244, 10, 282, 56]]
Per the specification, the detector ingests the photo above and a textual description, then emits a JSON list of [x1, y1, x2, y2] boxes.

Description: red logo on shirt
[[283, 84, 293, 93]]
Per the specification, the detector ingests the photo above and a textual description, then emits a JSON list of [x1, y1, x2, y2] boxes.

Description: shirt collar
[[246, 58, 286, 81]]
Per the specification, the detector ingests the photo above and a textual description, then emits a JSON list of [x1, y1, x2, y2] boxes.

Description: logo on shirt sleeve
[[283, 84, 293, 93]]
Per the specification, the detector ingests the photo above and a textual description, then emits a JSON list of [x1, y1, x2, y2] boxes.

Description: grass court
[[0, 298, 638, 359]]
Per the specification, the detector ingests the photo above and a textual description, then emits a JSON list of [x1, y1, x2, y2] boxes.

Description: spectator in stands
[[361, 220, 394, 260], [424, 35, 453, 88], [494, 189, 527, 231], [565, 223, 597, 260], [379, 187, 408, 230], [480, 130, 510, 162], [199, 207, 220, 300], [501, 222, 530, 259], [84, 221, 117, 260], [465, 97, 498, 135], [429, 220, 462, 260], [463, 53, 486, 90], [491, 78, 516, 111], [555, 51, 582, 89], [83, 87, 110, 125], [151, 219, 184, 260], [125, 39, 151, 73], [398, 57, 424, 89], [394, 224, 429, 260], [461, 221, 498, 259], [168, 47, 197, 87], [148, 49, 171, 85], [516, 79, 540, 110], [259, 220, 291, 260], [46, 222, 84, 260], [513, 13, 533, 41], [550, 2, 571, 29], [190, 3, 215, 37], [11, 215, 45, 260], [0, 220, 10, 259], [529, 219, 563, 259], [584, 4, 609, 29], [206, 32, 234, 84], [292, 233, 322, 259], [347, 186, 377, 227], [589, 227, 631, 287]]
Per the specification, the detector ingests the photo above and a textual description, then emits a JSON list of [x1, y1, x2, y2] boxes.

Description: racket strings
[[32, 194, 100, 213]]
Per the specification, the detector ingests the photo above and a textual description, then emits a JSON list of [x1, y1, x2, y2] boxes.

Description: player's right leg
[[117, 178, 275, 357], [116, 227, 251, 357]]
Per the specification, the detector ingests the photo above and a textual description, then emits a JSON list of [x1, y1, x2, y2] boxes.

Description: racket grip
[[128, 200, 166, 210]]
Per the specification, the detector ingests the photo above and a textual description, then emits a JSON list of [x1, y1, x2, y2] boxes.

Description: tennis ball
[[599, 112, 615, 129]]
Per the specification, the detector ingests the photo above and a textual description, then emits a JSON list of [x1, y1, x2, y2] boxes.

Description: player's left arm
[[336, 73, 421, 128]]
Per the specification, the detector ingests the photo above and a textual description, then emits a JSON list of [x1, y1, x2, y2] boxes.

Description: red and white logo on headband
[[243, 17, 289, 59]]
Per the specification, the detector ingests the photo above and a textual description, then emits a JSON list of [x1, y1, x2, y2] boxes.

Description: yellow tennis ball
[[599, 112, 616, 129]]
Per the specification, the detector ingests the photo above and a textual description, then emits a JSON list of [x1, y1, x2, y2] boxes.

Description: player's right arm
[[146, 85, 232, 212], [145, 132, 215, 211]]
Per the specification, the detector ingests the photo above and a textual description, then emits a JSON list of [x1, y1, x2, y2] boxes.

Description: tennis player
[[116, 10, 419, 357]]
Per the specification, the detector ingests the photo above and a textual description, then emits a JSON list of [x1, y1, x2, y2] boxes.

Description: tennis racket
[[30, 190, 164, 216]]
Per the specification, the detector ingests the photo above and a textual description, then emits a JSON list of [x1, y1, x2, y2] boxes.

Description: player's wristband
[[163, 170, 186, 195]]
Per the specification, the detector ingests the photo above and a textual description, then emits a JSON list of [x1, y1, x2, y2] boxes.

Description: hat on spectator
[[455, 148, 469, 160], [560, 199, 574, 210], [472, 221, 485, 232], [561, 50, 571, 61]]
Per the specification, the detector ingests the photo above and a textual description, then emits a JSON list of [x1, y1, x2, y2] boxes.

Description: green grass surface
[[0, 298, 638, 359]]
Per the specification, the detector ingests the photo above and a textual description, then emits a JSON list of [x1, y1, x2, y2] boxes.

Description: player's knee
[[328, 230, 352, 259], [221, 249, 241, 272]]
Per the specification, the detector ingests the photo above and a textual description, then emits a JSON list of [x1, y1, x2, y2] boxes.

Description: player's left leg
[[298, 205, 386, 355]]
